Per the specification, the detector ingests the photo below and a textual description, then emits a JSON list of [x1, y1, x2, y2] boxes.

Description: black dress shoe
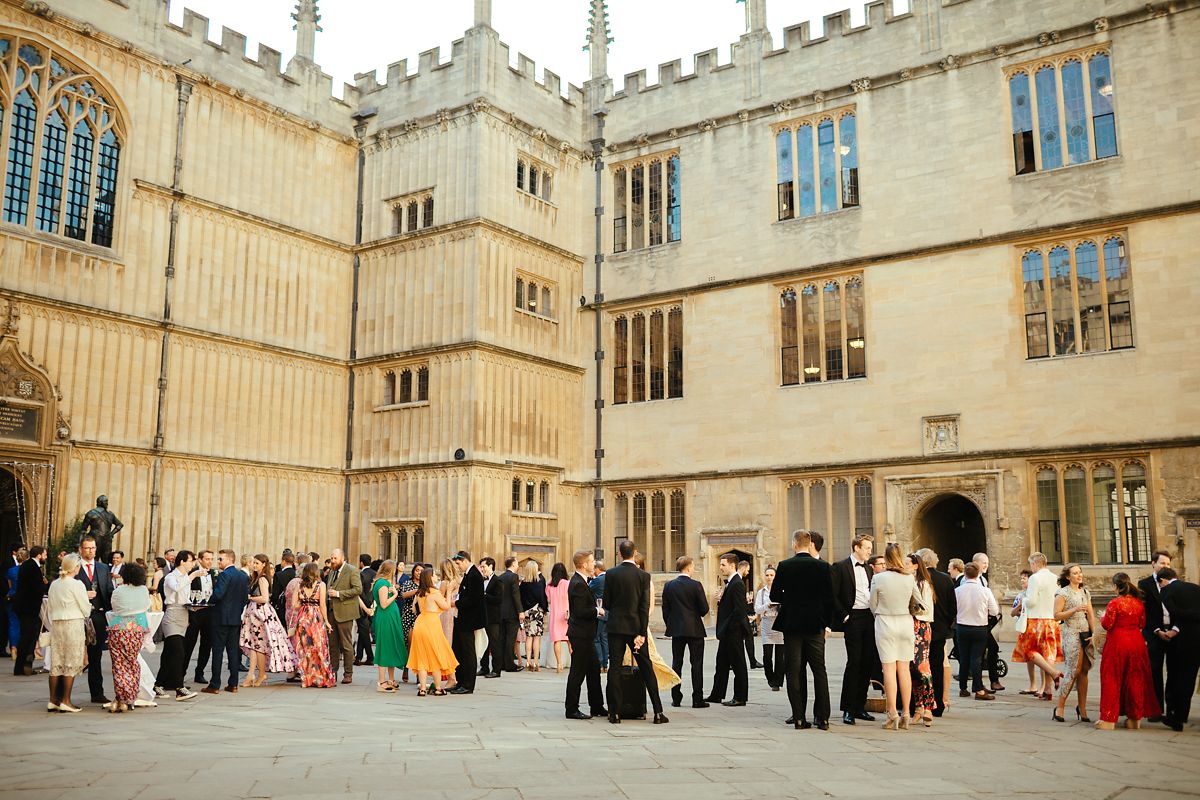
[[692, 701, 710, 709], [842, 712, 856, 725], [817, 720, 829, 730], [591, 707, 608, 717], [448, 686, 473, 695], [749, 663, 762, 669], [565, 711, 591, 720], [653, 712, 669, 724], [786, 716, 795, 724], [608, 713, 621, 724], [671, 698, 681, 707], [771, 685, 781, 691], [795, 720, 812, 730], [92, 696, 112, 704], [853, 711, 875, 721], [704, 696, 720, 704], [477, 669, 488, 676], [484, 672, 501, 678], [194, 675, 206, 685], [1148, 715, 1163, 723], [722, 699, 746, 707]]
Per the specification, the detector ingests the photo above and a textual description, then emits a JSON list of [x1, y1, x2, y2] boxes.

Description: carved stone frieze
[[939, 54, 960, 70], [1094, 17, 1110, 31], [698, 119, 716, 133], [923, 414, 961, 456], [851, 77, 871, 93], [812, 90, 825, 103]]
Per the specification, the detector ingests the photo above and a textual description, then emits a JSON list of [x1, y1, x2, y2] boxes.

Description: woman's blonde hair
[[519, 559, 539, 583], [59, 552, 82, 578], [376, 559, 397, 583], [439, 559, 457, 584]]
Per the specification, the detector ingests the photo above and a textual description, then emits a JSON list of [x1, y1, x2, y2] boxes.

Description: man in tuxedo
[[479, 557, 503, 677], [1158, 568, 1200, 732], [661, 555, 710, 708], [736, 560, 762, 669], [707, 552, 751, 707], [185, 549, 215, 685], [324, 549, 362, 684], [917, 548, 958, 717], [355, 553, 376, 667], [450, 550, 485, 694], [12, 545, 48, 676], [272, 551, 296, 620], [830, 533, 876, 725], [201, 549, 248, 693], [109, 551, 125, 580], [772, 530, 832, 729], [497, 557, 524, 672], [1139, 550, 1173, 718], [590, 562, 608, 671], [565, 549, 608, 719], [603, 539, 667, 724], [76, 536, 114, 703]]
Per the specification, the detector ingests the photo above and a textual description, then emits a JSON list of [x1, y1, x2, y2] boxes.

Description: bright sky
[[165, 0, 911, 97]]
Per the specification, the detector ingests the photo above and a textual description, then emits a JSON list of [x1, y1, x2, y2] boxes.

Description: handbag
[[83, 617, 96, 647], [908, 594, 926, 616], [1014, 609, 1028, 634]]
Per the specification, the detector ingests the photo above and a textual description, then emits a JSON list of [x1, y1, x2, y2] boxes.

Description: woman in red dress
[[1097, 572, 1160, 729]]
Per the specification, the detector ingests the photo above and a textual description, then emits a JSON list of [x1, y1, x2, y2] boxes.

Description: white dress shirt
[[163, 569, 191, 607], [1023, 567, 1057, 620], [851, 559, 870, 610], [955, 578, 999, 626]]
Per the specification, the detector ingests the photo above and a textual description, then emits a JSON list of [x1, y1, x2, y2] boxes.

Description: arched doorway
[[914, 494, 986, 567], [721, 547, 755, 593], [0, 466, 29, 559]]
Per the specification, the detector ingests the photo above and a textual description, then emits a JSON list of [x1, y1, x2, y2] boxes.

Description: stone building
[[0, 0, 1197, 614]]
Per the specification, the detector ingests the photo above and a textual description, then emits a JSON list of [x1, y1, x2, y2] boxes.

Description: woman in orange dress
[[405, 568, 459, 696]]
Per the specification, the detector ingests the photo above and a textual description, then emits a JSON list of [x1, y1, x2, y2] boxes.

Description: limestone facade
[[0, 0, 1197, 616]]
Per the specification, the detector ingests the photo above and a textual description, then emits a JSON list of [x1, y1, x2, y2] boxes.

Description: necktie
[[86, 563, 94, 582]]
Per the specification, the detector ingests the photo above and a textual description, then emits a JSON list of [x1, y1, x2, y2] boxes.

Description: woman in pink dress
[[546, 562, 571, 672], [239, 554, 296, 686], [1096, 572, 1160, 729]]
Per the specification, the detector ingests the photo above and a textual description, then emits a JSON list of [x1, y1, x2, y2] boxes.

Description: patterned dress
[[294, 586, 336, 688], [399, 576, 419, 647], [913, 618, 935, 711], [1056, 585, 1092, 700], [240, 597, 297, 674], [1098, 595, 1160, 723]]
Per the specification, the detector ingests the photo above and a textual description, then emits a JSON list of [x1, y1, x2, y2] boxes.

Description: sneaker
[[176, 689, 198, 701], [153, 686, 169, 698]]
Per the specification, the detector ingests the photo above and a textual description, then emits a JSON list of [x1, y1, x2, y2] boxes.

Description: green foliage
[[47, 515, 84, 577]]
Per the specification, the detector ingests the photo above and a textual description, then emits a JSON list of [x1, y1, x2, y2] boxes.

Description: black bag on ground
[[620, 665, 647, 719]]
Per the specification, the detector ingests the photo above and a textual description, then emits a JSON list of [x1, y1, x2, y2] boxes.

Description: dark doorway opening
[[0, 466, 28, 561], [915, 494, 986, 568], [718, 547, 755, 593]]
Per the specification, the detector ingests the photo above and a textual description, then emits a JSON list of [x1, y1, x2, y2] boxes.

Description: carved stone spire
[[474, 0, 492, 28], [292, 0, 321, 62], [583, 0, 612, 81], [741, 0, 767, 33]]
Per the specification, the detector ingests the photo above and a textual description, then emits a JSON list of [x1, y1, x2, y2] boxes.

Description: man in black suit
[[661, 555, 710, 709], [737, 560, 762, 669], [75, 536, 115, 702], [707, 552, 751, 707], [1158, 568, 1200, 732], [830, 533, 876, 725], [564, 549, 608, 719], [12, 545, 48, 676], [185, 549, 215, 685], [772, 530, 833, 729], [200, 549, 248, 694], [497, 557, 524, 672], [917, 547, 958, 717], [479, 557, 503, 677], [449, 550, 484, 694], [603, 539, 667, 724], [272, 551, 296, 621], [1139, 550, 1173, 718], [355, 553, 376, 667]]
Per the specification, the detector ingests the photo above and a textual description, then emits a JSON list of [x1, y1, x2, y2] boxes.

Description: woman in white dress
[[868, 543, 922, 730], [46, 554, 92, 713]]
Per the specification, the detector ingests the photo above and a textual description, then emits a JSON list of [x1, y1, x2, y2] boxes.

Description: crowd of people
[[1, 531, 1196, 734]]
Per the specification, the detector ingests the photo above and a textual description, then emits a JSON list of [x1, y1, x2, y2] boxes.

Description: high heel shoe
[[1075, 706, 1092, 723], [1052, 708, 1065, 722], [922, 711, 933, 728], [882, 711, 899, 730], [898, 714, 910, 731], [1124, 718, 1141, 730]]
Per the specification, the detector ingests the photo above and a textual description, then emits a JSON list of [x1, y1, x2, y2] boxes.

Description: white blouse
[[47, 577, 92, 621], [1024, 568, 1058, 620], [163, 569, 191, 607]]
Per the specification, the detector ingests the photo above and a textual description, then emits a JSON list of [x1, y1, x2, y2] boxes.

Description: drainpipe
[[147, 76, 192, 557], [591, 110, 607, 556], [343, 114, 374, 552]]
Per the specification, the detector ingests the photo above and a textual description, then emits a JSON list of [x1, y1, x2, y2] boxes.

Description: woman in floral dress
[[293, 563, 336, 688], [240, 554, 296, 686]]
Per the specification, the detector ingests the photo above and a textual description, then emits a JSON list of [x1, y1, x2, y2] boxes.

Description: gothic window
[[379, 527, 392, 560], [0, 36, 124, 245], [516, 158, 526, 191], [422, 195, 434, 228], [669, 490, 685, 566], [411, 526, 425, 564], [525, 480, 535, 513], [632, 492, 647, 543], [614, 493, 628, 540], [515, 277, 524, 309], [541, 286, 552, 319], [394, 191, 434, 234], [1033, 459, 1152, 565], [528, 164, 539, 196], [611, 152, 681, 252], [514, 274, 555, 320], [1005, 47, 1118, 174], [1020, 232, 1134, 359], [416, 366, 428, 402], [782, 474, 878, 563], [612, 487, 684, 572], [512, 478, 521, 511], [613, 305, 681, 404], [396, 526, 409, 564], [398, 369, 413, 404], [541, 172, 552, 202], [383, 371, 396, 405], [406, 201, 418, 232], [774, 109, 857, 220], [780, 275, 865, 385], [650, 491, 666, 573], [539, 481, 550, 513], [527, 281, 538, 313]]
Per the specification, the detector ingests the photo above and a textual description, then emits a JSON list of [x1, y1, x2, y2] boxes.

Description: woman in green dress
[[371, 560, 409, 693]]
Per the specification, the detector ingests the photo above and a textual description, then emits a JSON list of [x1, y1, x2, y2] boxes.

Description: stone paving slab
[[0, 644, 1195, 800]]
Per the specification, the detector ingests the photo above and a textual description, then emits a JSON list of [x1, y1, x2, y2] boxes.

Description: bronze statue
[[82, 494, 123, 562]]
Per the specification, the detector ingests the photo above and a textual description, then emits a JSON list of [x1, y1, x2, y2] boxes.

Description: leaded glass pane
[[1122, 464, 1150, 563], [1023, 250, 1049, 358], [667, 307, 683, 398], [648, 160, 662, 246], [666, 155, 681, 242], [1035, 66, 1062, 170], [669, 491, 685, 563], [1036, 468, 1062, 562], [817, 119, 837, 213], [831, 480, 850, 558], [839, 114, 858, 207], [91, 130, 119, 247], [1103, 237, 1133, 349], [796, 124, 816, 217], [648, 310, 664, 401], [823, 281, 843, 380], [631, 313, 646, 403], [776, 129, 794, 220], [613, 316, 628, 405], [801, 285, 820, 383], [1049, 246, 1076, 355], [1092, 465, 1119, 564], [1089, 53, 1118, 159], [4, 91, 37, 225], [845, 277, 865, 379], [853, 479, 873, 535], [36, 111, 67, 233], [630, 164, 644, 250], [651, 492, 666, 573], [780, 289, 799, 386], [1075, 241, 1105, 352], [1064, 467, 1091, 563], [1061, 60, 1090, 165]]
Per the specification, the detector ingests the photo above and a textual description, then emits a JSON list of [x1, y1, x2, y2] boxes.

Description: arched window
[[525, 479, 535, 512], [411, 526, 425, 564], [379, 527, 392, 560], [613, 316, 628, 405], [396, 526, 409, 564], [1035, 467, 1061, 561], [1048, 245, 1075, 355], [648, 159, 663, 246], [776, 129, 794, 220], [830, 479, 850, 557], [528, 164, 539, 197], [650, 491, 666, 572], [541, 171, 552, 202], [786, 482, 805, 536], [839, 114, 858, 207], [515, 277, 524, 309], [614, 493, 628, 540], [666, 155, 681, 242], [1121, 463, 1150, 563], [516, 158, 526, 191], [1088, 53, 1117, 159], [511, 478, 521, 511], [539, 480, 549, 513], [853, 478, 873, 535], [1103, 237, 1133, 349], [1091, 464, 1118, 563], [649, 310, 664, 401], [801, 285, 820, 382], [416, 366, 429, 401], [422, 195, 434, 228], [817, 119, 837, 214], [1035, 65, 1062, 170], [1009, 71, 1035, 174], [1061, 59, 1089, 165], [808, 481, 827, 552], [1063, 465, 1090, 562], [1022, 250, 1048, 358], [406, 200, 418, 232], [632, 492, 647, 543], [845, 277, 865, 378], [1, 36, 124, 245], [629, 163, 644, 250], [823, 281, 843, 380], [398, 369, 413, 404], [613, 167, 627, 252], [630, 313, 646, 403], [669, 490, 685, 565], [1075, 241, 1104, 352], [383, 371, 396, 405], [780, 288, 799, 385], [667, 307, 683, 398], [796, 123, 816, 217], [541, 286, 552, 319], [527, 281, 538, 313]]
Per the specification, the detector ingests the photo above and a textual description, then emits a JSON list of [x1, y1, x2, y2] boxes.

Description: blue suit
[[207, 565, 248, 689], [589, 572, 608, 665]]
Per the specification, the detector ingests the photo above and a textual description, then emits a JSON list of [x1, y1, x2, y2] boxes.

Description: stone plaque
[[0, 405, 38, 442]]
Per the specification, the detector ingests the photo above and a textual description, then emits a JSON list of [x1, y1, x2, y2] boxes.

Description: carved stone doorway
[[913, 493, 987, 567]]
